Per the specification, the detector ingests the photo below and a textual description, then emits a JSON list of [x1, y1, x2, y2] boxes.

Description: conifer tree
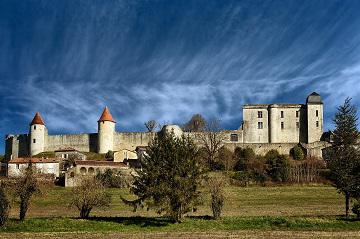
[[124, 131, 205, 223], [328, 98, 360, 217]]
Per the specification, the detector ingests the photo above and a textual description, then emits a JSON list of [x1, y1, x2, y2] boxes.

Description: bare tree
[[144, 120, 157, 132], [70, 176, 111, 218], [183, 114, 206, 132], [13, 162, 43, 221], [197, 119, 226, 169]]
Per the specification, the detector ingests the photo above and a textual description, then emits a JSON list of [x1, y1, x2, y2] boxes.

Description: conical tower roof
[[30, 112, 45, 126], [98, 106, 116, 123]]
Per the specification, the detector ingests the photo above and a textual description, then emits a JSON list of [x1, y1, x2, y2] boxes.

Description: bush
[[265, 150, 290, 182], [234, 147, 256, 171], [352, 200, 360, 219], [0, 186, 10, 226], [291, 145, 305, 160], [208, 177, 225, 220], [217, 147, 235, 171], [231, 171, 251, 186]]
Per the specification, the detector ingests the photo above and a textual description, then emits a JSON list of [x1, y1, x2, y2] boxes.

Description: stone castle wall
[[45, 133, 98, 152], [113, 132, 156, 151]]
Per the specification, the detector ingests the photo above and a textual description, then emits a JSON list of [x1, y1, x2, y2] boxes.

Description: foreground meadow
[[1, 184, 360, 238]]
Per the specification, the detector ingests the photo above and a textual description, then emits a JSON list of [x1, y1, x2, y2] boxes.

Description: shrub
[[291, 145, 305, 160], [231, 171, 251, 186], [217, 147, 235, 171], [265, 150, 290, 182], [0, 186, 10, 226], [234, 147, 256, 171], [208, 177, 225, 220], [352, 200, 360, 219]]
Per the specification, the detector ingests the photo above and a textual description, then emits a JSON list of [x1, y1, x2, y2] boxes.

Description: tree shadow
[[87, 216, 171, 227]]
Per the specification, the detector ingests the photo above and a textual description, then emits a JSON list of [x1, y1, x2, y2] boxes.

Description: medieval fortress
[[4, 92, 328, 160]]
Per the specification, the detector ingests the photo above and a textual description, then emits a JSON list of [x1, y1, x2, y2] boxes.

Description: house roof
[[98, 106, 116, 123], [75, 160, 127, 167], [30, 112, 45, 126], [8, 158, 60, 164]]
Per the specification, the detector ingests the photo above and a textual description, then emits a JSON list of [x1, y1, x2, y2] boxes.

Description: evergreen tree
[[328, 98, 360, 217], [124, 132, 205, 223]]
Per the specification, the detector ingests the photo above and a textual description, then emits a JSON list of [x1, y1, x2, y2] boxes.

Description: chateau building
[[4, 92, 328, 160]]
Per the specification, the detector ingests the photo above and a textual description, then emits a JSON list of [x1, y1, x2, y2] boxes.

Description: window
[[34, 125, 36, 130], [296, 122, 300, 129], [258, 122, 263, 129], [281, 122, 284, 129], [316, 121, 319, 127], [258, 111, 263, 118], [33, 139, 36, 143], [230, 134, 238, 142], [296, 111, 299, 118], [316, 110, 319, 117], [16, 164, 20, 169], [281, 111, 284, 118]]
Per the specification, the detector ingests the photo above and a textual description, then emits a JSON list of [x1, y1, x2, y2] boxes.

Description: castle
[[4, 92, 329, 160]]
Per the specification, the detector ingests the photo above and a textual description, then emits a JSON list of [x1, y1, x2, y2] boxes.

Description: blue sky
[[1, 0, 360, 154]]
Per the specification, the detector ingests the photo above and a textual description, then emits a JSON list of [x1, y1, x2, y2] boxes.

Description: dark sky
[[1, 0, 360, 153]]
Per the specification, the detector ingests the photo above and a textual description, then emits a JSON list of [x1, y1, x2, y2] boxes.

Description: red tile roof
[[8, 158, 60, 164], [30, 112, 45, 126], [98, 107, 116, 123]]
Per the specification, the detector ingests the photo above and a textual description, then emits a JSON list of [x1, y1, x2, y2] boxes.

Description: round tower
[[97, 106, 116, 154], [29, 112, 46, 156], [306, 92, 324, 143]]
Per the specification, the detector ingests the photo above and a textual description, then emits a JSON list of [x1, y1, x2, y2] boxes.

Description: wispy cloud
[[1, 0, 360, 152]]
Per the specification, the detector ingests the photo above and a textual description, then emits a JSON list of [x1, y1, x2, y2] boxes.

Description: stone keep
[[29, 112, 47, 156], [97, 107, 116, 154]]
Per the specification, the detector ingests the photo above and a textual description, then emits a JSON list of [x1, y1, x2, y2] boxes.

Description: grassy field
[[1, 184, 360, 238]]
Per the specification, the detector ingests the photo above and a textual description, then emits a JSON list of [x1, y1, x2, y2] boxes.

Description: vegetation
[[0, 155, 4, 162], [265, 150, 290, 182], [69, 177, 111, 219], [33, 151, 55, 158], [124, 131, 205, 223], [0, 186, 10, 226], [352, 200, 360, 219], [183, 114, 206, 132], [144, 120, 157, 132], [208, 176, 225, 219], [13, 163, 42, 220], [327, 98, 360, 217], [290, 145, 305, 161], [96, 168, 130, 188], [82, 152, 106, 161], [197, 119, 226, 170]]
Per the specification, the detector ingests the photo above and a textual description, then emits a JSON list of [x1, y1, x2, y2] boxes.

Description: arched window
[[80, 167, 87, 175], [88, 167, 95, 174]]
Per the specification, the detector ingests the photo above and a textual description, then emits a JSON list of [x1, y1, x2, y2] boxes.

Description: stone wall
[[113, 132, 156, 151], [223, 142, 299, 156], [45, 133, 97, 152], [5, 134, 29, 159]]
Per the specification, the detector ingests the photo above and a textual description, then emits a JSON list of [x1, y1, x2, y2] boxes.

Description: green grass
[[1, 216, 359, 233], [3, 184, 358, 235]]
